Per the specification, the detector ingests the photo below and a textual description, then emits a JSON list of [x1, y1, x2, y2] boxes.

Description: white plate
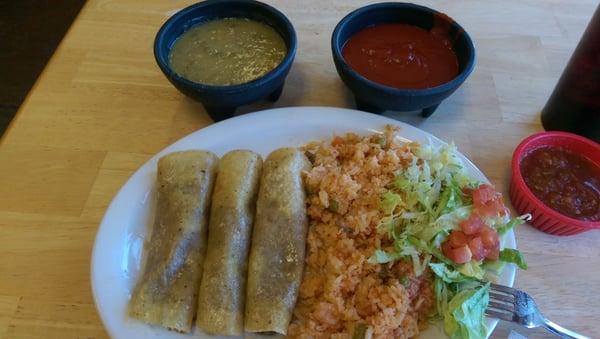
[[91, 106, 516, 339]]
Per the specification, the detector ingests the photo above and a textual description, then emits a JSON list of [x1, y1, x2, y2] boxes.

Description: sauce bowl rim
[[511, 131, 600, 230], [153, 0, 297, 92], [331, 2, 476, 95]]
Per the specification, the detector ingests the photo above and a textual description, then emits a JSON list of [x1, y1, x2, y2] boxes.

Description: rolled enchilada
[[245, 148, 311, 334], [197, 150, 263, 335], [129, 150, 218, 333]]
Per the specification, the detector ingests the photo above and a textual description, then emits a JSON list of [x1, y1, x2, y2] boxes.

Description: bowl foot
[[355, 98, 385, 114], [268, 84, 284, 102], [421, 104, 440, 118], [204, 105, 236, 122]]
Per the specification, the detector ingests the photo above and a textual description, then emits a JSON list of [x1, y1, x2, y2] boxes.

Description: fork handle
[[543, 318, 590, 339]]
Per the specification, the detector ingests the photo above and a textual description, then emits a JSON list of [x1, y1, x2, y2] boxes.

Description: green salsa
[[169, 18, 287, 86]]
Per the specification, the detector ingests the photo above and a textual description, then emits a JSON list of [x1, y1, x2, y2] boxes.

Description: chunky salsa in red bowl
[[510, 131, 600, 235], [521, 147, 600, 221]]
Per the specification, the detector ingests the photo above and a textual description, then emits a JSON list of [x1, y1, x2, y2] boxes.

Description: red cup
[[510, 131, 600, 235]]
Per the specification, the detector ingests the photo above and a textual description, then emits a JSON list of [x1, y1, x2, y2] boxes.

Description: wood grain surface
[[1, 1, 599, 338]]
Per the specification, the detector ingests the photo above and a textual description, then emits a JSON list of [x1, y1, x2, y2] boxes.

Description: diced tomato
[[472, 184, 497, 201], [472, 184, 506, 217], [459, 213, 485, 235], [479, 225, 500, 248], [462, 187, 474, 195], [443, 244, 472, 264], [444, 210, 503, 264], [444, 216, 504, 264], [447, 230, 468, 248], [468, 236, 487, 261], [442, 241, 453, 254], [485, 241, 500, 260]]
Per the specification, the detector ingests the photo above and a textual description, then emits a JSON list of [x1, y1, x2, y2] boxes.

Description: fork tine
[[490, 283, 516, 295], [488, 301, 514, 312], [489, 291, 515, 303], [485, 309, 514, 322], [489, 285, 589, 338]]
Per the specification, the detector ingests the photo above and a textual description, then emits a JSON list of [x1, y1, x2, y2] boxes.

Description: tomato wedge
[[447, 230, 468, 248], [468, 236, 487, 261], [459, 213, 485, 235], [442, 244, 472, 264], [479, 225, 500, 248], [485, 241, 500, 260], [472, 184, 506, 217]]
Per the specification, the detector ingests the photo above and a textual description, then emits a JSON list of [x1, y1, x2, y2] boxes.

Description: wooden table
[[1, 0, 598, 338]]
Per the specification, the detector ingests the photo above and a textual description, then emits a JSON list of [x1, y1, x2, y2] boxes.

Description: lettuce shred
[[499, 248, 528, 269], [444, 283, 490, 339]]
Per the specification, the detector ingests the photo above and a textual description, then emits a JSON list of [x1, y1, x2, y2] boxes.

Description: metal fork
[[486, 283, 589, 339]]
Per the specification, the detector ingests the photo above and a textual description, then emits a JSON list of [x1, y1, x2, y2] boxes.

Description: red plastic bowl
[[510, 131, 600, 235]]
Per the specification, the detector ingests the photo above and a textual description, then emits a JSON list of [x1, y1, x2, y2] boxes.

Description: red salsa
[[342, 23, 459, 89], [520, 146, 600, 221]]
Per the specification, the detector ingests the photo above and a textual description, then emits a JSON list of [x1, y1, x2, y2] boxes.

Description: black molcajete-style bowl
[[154, 0, 297, 121], [331, 2, 476, 118]]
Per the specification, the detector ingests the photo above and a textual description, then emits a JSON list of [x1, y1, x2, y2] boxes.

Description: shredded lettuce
[[499, 248, 528, 269], [497, 214, 532, 235], [457, 262, 486, 280], [444, 283, 490, 339], [418, 205, 472, 242], [430, 263, 469, 283], [368, 249, 402, 264], [434, 276, 452, 317], [369, 141, 528, 339], [482, 260, 507, 281], [380, 191, 402, 215], [413, 254, 432, 276], [404, 236, 453, 267], [377, 143, 478, 275]]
